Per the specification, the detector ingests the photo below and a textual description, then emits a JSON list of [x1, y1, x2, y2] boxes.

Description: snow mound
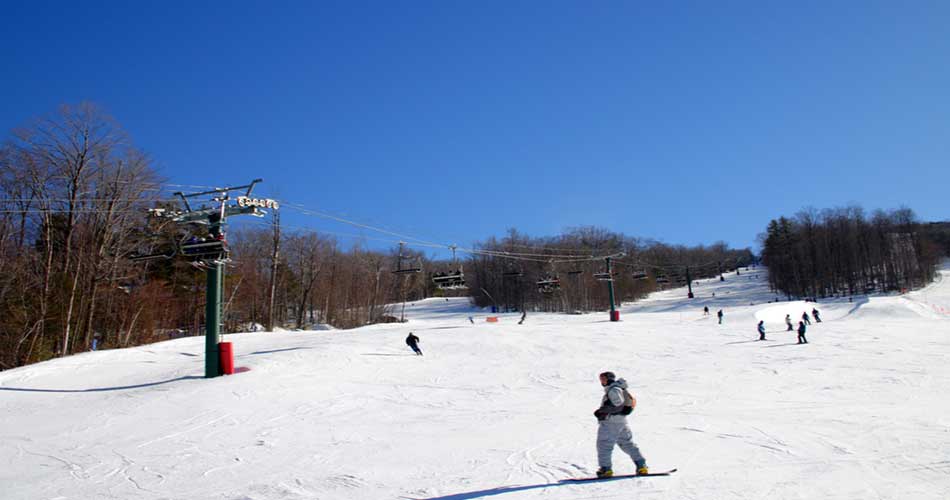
[[755, 301, 816, 326], [848, 296, 944, 321]]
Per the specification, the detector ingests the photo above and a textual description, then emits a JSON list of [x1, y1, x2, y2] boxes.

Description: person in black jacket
[[406, 332, 423, 355], [797, 321, 808, 344], [717, 309, 724, 324], [757, 320, 766, 341], [802, 311, 812, 326], [812, 308, 822, 323]]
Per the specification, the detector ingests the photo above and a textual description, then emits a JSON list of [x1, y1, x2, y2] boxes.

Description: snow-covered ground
[[3, 266, 950, 500]]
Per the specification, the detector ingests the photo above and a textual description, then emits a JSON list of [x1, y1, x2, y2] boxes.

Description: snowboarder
[[812, 308, 821, 323], [757, 320, 766, 341], [802, 311, 811, 326], [405, 332, 423, 355], [703, 306, 709, 316], [797, 321, 808, 344], [717, 309, 723, 324], [518, 311, 527, 325], [785, 314, 794, 331], [593, 371, 647, 478]]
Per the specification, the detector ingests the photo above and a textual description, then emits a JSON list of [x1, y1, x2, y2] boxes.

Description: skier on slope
[[703, 306, 709, 316], [812, 308, 822, 323], [797, 321, 808, 344], [785, 314, 794, 331], [802, 311, 812, 326], [757, 320, 766, 341], [717, 309, 724, 325], [518, 310, 527, 325], [593, 371, 648, 478], [405, 332, 423, 356]]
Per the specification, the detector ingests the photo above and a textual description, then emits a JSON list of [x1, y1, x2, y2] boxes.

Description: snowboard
[[560, 468, 677, 483]]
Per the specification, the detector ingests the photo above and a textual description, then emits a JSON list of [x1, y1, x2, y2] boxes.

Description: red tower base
[[218, 342, 234, 375]]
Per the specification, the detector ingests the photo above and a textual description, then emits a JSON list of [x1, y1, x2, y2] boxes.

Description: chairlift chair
[[593, 272, 613, 282], [433, 268, 466, 289], [128, 247, 176, 262], [537, 275, 561, 293], [392, 242, 422, 275], [127, 230, 178, 262], [432, 244, 466, 289]]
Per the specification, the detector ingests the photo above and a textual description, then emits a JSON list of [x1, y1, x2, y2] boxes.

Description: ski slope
[[2, 266, 950, 500]]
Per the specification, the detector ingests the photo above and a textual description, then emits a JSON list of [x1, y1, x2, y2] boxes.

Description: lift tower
[[140, 179, 278, 377]]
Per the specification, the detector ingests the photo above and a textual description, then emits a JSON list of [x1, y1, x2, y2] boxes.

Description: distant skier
[[802, 311, 812, 326], [468, 316, 474, 324], [717, 309, 723, 325], [797, 321, 808, 344], [757, 320, 766, 341], [405, 332, 423, 355], [593, 371, 648, 478], [812, 308, 821, 323], [785, 314, 794, 331], [518, 311, 527, 325], [703, 306, 709, 316]]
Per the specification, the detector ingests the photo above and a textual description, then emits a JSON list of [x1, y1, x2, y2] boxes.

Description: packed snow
[[2, 266, 950, 499]]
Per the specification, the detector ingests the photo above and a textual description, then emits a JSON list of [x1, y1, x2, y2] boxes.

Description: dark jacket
[[405, 333, 420, 346]]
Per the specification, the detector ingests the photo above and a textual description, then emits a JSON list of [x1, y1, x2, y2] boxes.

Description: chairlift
[[432, 244, 466, 289], [180, 235, 229, 261], [631, 271, 648, 280], [537, 276, 561, 293], [593, 272, 613, 282], [433, 269, 466, 290], [128, 247, 176, 262], [127, 230, 178, 262], [392, 242, 422, 275]]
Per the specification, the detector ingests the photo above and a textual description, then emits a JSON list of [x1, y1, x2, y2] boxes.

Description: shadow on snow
[[0, 375, 203, 393], [402, 481, 572, 500]]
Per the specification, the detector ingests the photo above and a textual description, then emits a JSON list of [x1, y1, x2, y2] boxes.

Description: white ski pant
[[597, 417, 645, 468]]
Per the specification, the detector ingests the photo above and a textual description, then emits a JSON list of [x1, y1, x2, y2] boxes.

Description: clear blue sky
[[2, 1, 948, 254]]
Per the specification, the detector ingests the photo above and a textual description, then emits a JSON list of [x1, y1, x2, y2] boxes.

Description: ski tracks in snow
[[503, 441, 582, 484]]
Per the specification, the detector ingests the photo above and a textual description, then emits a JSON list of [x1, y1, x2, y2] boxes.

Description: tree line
[[464, 227, 754, 313], [760, 206, 941, 300]]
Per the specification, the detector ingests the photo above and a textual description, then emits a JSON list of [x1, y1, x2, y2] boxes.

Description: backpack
[[620, 388, 637, 415]]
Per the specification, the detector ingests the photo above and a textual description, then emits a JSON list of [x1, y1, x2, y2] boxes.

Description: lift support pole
[[687, 266, 694, 299], [205, 262, 223, 377]]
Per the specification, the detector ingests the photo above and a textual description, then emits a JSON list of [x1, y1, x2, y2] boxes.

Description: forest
[[760, 207, 942, 300]]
